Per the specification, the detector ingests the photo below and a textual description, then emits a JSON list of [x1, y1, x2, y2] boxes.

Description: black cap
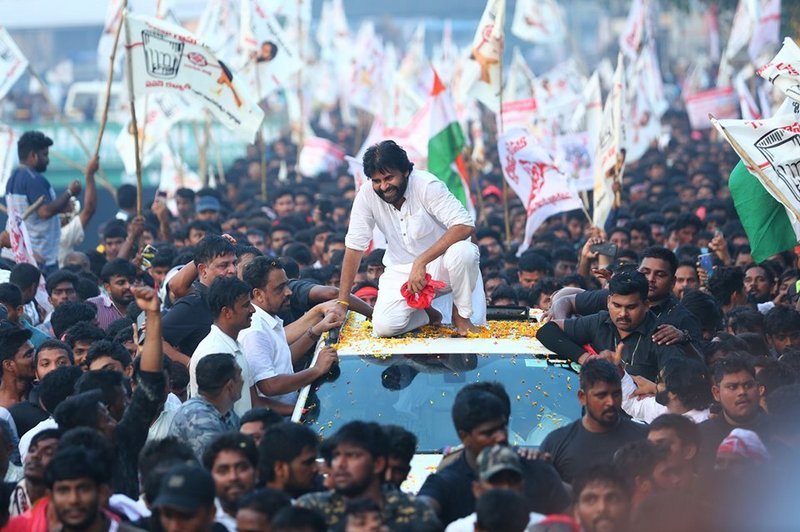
[[152, 464, 215, 512]]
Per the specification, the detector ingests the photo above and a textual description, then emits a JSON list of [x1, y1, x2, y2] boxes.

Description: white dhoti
[[372, 240, 487, 338]]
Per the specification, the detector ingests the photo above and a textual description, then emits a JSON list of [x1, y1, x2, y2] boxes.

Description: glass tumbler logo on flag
[[0, 41, 12, 63], [755, 127, 800, 202], [142, 30, 184, 79]]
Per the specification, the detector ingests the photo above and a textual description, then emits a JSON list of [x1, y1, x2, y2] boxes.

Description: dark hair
[[242, 256, 284, 291], [383, 425, 417, 464], [754, 358, 796, 398], [613, 440, 671, 482], [573, 464, 631, 501], [459, 381, 511, 418], [17, 130, 53, 160], [271, 506, 326, 532], [85, 339, 132, 370], [39, 365, 83, 414], [727, 307, 765, 335], [63, 322, 106, 348], [74, 370, 126, 412], [34, 339, 74, 367], [518, 251, 553, 275], [258, 422, 318, 482], [139, 437, 198, 505], [240, 408, 283, 429], [52, 302, 97, 339], [53, 390, 104, 431], [283, 243, 313, 266], [202, 431, 258, 471], [712, 353, 756, 385], [103, 220, 128, 240], [708, 267, 744, 307], [196, 353, 238, 393], [662, 358, 713, 411], [58, 428, 114, 476], [362, 140, 414, 178], [640, 247, 678, 276], [0, 283, 22, 308], [194, 235, 236, 266], [647, 413, 700, 449], [475, 489, 530, 532], [207, 276, 252, 318], [30, 428, 62, 451], [9, 263, 41, 291], [45, 270, 78, 296], [45, 447, 109, 488], [106, 318, 134, 342], [451, 389, 507, 435], [490, 284, 518, 305], [236, 488, 291, 521], [681, 289, 723, 334], [672, 213, 702, 232], [608, 270, 649, 301], [764, 305, 800, 337], [99, 258, 137, 284], [0, 322, 31, 366], [766, 384, 800, 437], [176, 188, 195, 201], [737, 332, 770, 358], [75, 276, 101, 300], [579, 358, 622, 391], [322, 421, 388, 463], [117, 184, 137, 210]]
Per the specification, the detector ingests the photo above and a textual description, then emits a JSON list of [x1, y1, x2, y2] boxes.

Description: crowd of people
[[0, 95, 796, 532]]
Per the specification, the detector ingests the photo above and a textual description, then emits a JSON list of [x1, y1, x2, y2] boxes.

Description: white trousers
[[372, 240, 486, 337]]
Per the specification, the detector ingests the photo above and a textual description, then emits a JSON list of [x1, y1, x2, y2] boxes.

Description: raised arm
[[132, 286, 163, 373], [78, 157, 99, 228], [37, 180, 81, 220]]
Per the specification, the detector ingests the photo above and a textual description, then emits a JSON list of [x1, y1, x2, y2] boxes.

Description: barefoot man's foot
[[452, 311, 480, 337], [425, 306, 443, 326]]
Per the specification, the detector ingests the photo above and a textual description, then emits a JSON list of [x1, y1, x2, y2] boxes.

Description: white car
[[293, 313, 582, 493]]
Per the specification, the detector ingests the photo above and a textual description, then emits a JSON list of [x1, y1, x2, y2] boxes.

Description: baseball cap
[[152, 464, 215, 512], [195, 195, 221, 213], [477, 444, 523, 482]]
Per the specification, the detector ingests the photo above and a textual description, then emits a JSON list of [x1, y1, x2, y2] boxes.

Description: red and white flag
[[685, 87, 739, 130], [0, 28, 28, 100], [619, 0, 649, 59], [463, 0, 505, 113], [5, 205, 51, 313], [749, 0, 781, 62], [511, 0, 566, 44], [593, 54, 626, 228], [499, 128, 583, 254], [705, 4, 721, 62], [298, 136, 345, 177], [734, 70, 762, 120], [756, 37, 800, 104], [124, 12, 264, 141]]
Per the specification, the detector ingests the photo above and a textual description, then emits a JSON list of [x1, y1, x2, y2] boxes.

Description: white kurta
[[190, 325, 254, 417], [346, 169, 486, 337]]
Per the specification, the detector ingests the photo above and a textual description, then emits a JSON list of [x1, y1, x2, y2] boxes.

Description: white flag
[[757, 38, 800, 103], [734, 71, 762, 120], [499, 128, 583, 254], [593, 54, 626, 228], [159, 144, 202, 195], [348, 22, 386, 113], [555, 132, 594, 191], [298, 136, 345, 177], [685, 87, 739, 129], [5, 203, 51, 313], [124, 12, 264, 141], [725, 0, 760, 61], [0, 28, 28, 100], [626, 45, 664, 163], [464, 0, 505, 113], [195, 0, 241, 65], [97, 0, 125, 76], [240, 0, 302, 100], [620, 0, 649, 59], [511, 0, 566, 44], [748, 0, 781, 62], [0, 125, 16, 195]]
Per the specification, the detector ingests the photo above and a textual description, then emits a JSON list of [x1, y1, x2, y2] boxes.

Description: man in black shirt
[[540, 358, 647, 483], [417, 385, 509, 526], [538, 270, 685, 381]]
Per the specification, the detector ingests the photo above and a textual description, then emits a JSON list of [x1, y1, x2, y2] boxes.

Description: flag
[[748, 0, 781, 61], [626, 45, 664, 163], [347, 22, 386, 113], [0, 125, 16, 195], [0, 28, 28, 100], [555, 132, 593, 191], [240, 0, 302, 101], [463, 0, 505, 112], [124, 12, 264, 141], [592, 54, 626, 228], [499, 128, 583, 254], [427, 70, 474, 217], [195, 0, 241, 65], [504, 47, 536, 102], [705, 4, 721, 62], [5, 204, 51, 313], [159, 144, 202, 197], [619, 0, 649, 59], [724, 0, 759, 61], [756, 38, 800, 103], [685, 87, 739, 130], [511, 0, 566, 44], [734, 71, 762, 120], [297, 136, 345, 177], [97, 0, 125, 76]]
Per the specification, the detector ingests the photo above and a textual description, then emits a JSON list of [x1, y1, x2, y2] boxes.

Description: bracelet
[[336, 300, 350, 308], [306, 328, 320, 340]]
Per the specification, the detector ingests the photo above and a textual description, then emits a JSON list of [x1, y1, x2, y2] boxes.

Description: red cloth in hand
[[400, 273, 446, 309]]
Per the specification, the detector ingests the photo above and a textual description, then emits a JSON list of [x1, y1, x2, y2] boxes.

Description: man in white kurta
[[336, 140, 486, 337]]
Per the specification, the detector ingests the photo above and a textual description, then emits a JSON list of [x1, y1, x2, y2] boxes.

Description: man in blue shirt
[[5, 131, 83, 272]]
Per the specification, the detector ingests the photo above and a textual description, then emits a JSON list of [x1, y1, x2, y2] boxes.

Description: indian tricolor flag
[[427, 70, 475, 219]]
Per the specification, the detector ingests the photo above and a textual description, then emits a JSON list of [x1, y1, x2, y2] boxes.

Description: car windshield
[[300, 353, 581, 452]]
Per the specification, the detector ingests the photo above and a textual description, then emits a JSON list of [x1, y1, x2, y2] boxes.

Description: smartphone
[[141, 244, 158, 270], [589, 242, 618, 258], [156, 190, 168, 199], [698, 252, 714, 279]]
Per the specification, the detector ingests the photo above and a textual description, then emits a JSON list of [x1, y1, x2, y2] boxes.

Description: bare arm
[[132, 287, 164, 373], [118, 216, 145, 260], [255, 346, 338, 406], [337, 247, 364, 303], [547, 291, 581, 320], [308, 284, 373, 318], [168, 261, 198, 300], [161, 340, 190, 367], [78, 158, 99, 228]]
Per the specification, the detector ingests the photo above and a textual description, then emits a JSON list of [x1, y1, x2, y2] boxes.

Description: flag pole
[[498, 48, 511, 245], [710, 114, 800, 222], [122, 10, 143, 216], [93, 0, 126, 161]]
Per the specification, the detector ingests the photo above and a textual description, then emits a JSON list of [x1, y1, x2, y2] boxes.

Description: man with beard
[[258, 422, 320, 499], [333, 140, 485, 337], [203, 432, 257, 532], [87, 259, 137, 330], [0, 322, 36, 410], [296, 421, 440, 530], [763, 306, 800, 356], [539, 270, 685, 381], [743, 263, 775, 305], [539, 359, 646, 483], [572, 465, 632, 532], [9, 429, 60, 516], [240, 257, 340, 416]]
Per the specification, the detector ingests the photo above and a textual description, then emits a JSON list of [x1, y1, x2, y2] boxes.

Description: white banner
[[685, 87, 739, 130], [195, 0, 241, 65], [159, 144, 202, 196], [511, 0, 566, 44], [463, 0, 505, 113], [97, 0, 124, 75], [555, 132, 593, 191], [0, 125, 16, 195], [298, 136, 345, 177], [348, 22, 386, 114], [620, 0, 648, 59], [499, 128, 583, 254], [757, 38, 800, 103], [749, 0, 781, 61], [124, 12, 264, 141], [0, 28, 28, 100]]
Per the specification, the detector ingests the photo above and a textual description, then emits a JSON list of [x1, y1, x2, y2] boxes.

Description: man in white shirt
[[239, 256, 340, 416], [190, 276, 256, 417], [334, 140, 486, 337]]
